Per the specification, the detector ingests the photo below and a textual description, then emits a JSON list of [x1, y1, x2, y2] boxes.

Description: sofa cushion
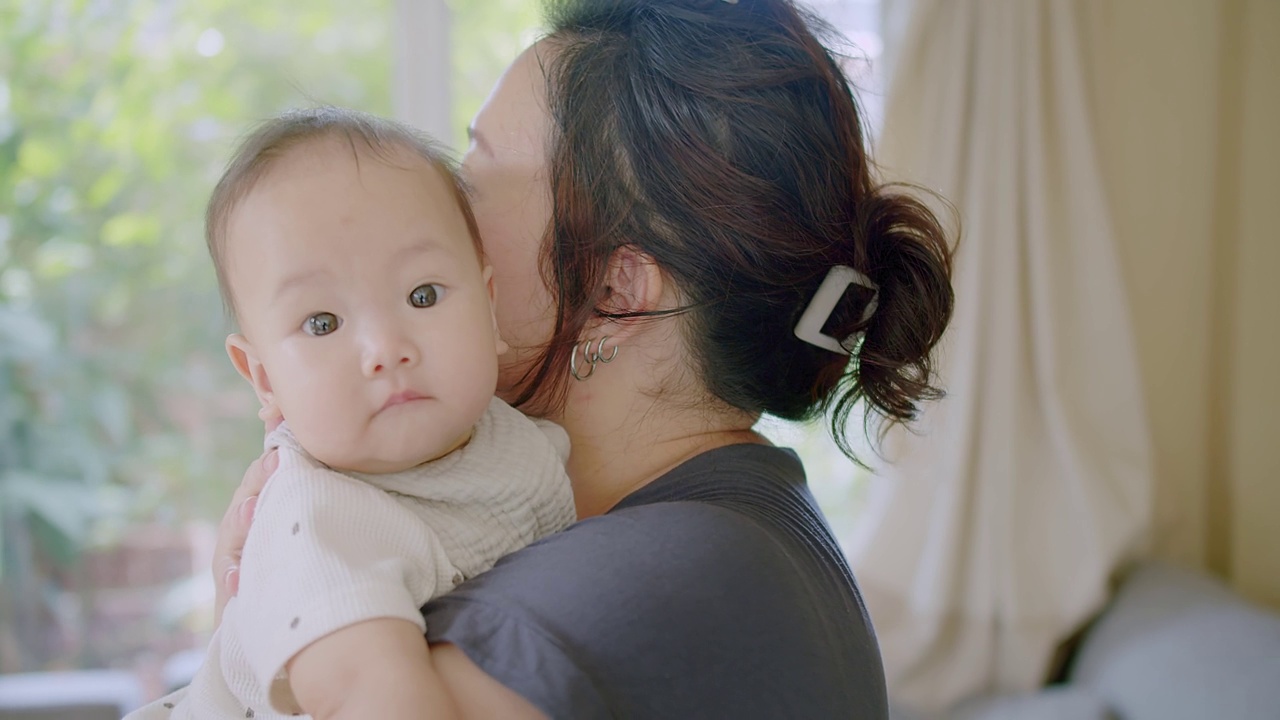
[[951, 686, 1111, 720], [1069, 562, 1280, 720]]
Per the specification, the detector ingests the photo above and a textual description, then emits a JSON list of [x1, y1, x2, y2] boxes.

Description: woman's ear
[[598, 245, 666, 341], [226, 334, 283, 423], [481, 265, 511, 356]]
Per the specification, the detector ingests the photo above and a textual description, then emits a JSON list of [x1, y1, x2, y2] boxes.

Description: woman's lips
[[380, 390, 429, 412]]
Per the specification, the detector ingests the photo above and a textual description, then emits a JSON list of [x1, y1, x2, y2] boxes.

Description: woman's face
[[461, 44, 557, 405]]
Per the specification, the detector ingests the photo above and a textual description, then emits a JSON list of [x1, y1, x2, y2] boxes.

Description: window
[[0, 0, 539, 703]]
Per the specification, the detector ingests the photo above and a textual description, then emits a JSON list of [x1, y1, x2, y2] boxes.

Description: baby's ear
[[482, 265, 510, 356], [226, 334, 283, 423]]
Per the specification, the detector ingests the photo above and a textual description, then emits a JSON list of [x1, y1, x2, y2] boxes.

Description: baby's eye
[[409, 284, 443, 308], [304, 312, 341, 336]]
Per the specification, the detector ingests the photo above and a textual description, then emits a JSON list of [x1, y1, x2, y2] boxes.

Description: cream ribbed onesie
[[128, 397, 575, 719]]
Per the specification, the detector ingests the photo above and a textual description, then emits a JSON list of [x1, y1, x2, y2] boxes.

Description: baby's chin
[[313, 448, 438, 475], [308, 431, 473, 475]]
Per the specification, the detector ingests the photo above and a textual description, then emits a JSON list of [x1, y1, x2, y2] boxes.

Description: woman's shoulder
[[451, 496, 784, 596], [442, 443, 848, 599], [423, 443, 887, 719]]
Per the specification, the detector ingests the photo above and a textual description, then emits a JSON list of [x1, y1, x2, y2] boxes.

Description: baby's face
[[223, 140, 506, 473]]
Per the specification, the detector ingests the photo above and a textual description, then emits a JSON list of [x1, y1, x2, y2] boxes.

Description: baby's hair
[[206, 106, 481, 317]]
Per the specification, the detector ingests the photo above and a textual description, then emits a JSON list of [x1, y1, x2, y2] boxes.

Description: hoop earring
[[569, 339, 595, 381], [570, 336, 620, 381], [589, 336, 618, 365]]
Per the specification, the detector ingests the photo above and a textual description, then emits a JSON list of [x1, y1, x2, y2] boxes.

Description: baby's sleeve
[[233, 452, 457, 713]]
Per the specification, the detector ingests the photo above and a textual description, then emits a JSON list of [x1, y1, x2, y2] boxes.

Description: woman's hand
[[212, 445, 278, 628]]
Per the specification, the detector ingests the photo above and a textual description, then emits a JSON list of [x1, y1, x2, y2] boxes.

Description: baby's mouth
[[379, 390, 429, 413]]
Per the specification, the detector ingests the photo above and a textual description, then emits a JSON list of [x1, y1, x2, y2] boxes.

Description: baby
[[129, 108, 575, 719]]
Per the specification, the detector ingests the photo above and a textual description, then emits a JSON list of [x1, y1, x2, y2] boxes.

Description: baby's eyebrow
[[273, 268, 328, 301], [394, 242, 450, 263]]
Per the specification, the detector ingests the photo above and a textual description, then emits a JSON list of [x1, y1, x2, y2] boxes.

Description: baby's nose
[[362, 334, 421, 377]]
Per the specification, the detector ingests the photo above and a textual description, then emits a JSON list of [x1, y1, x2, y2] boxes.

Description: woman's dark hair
[[524, 0, 954, 458]]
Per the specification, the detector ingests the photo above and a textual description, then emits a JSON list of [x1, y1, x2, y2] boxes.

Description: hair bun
[[845, 186, 955, 424]]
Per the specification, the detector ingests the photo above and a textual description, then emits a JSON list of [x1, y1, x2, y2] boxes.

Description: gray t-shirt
[[423, 443, 887, 719]]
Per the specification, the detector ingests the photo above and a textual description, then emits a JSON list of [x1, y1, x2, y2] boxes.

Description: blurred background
[[0, 0, 1277, 718]]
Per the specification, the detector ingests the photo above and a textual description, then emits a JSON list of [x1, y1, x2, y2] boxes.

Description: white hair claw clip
[[793, 265, 879, 355]]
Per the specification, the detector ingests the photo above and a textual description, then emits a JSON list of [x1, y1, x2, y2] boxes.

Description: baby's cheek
[[276, 379, 362, 461], [291, 417, 362, 470]]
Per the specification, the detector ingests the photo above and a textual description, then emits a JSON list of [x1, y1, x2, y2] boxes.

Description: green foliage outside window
[[0, 0, 541, 673]]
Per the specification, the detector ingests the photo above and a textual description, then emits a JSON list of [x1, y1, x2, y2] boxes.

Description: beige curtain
[[846, 0, 1153, 714]]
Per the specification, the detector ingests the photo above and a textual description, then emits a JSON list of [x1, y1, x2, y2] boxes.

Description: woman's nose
[[361, 331, 421, 377]]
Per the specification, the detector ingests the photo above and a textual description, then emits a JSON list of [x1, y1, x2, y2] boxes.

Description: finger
[[212, 450, 277, 627], [239, 447, 276, 499], [213, 449, 278, 586], [214, 564, 239, 600], [214, 565, 238, 629], [211, 547, 242, 601], [238, 494, 258, 527], [218, 449, 276, 527]]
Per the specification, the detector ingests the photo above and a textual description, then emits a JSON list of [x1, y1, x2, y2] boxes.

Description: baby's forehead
[[261, 134, 447, 185], [230, 135, 471, 241], [222, 134, 479, 275]]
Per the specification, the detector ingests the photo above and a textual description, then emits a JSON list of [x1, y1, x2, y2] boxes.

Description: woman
[[214, 0, 953, 716]]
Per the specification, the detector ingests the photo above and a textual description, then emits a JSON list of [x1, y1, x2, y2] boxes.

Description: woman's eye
[[304, 312, 340, 336], [409, 284, 442, 308]]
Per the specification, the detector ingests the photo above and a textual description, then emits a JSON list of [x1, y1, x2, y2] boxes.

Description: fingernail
[[240, 495, 257, 523], [264, 449, 279, 474], [223, 566, 239, 594]]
